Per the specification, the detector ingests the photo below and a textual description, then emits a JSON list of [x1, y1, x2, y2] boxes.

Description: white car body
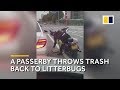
[[36, 22, 47, 55]]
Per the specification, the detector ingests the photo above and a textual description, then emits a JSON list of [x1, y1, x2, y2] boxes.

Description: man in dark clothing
[[57, 32, 71, 55], [52, 30, 63, 48], [52, 27, 71, 55]]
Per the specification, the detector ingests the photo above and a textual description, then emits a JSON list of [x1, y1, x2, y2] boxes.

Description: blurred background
[[0, 11, 36, 79], [84, 11, 120, 79], [37, 11, 84, 59]]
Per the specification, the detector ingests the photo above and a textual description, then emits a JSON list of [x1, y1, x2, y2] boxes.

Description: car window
[[36, 23, 41, 32]]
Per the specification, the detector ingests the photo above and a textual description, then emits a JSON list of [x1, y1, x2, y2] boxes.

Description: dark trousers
[[59, 43, 65, 54], [53, 38, 57, 48]]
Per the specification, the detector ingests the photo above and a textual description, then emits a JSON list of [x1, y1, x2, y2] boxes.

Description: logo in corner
[[103, 15, 114, 24]]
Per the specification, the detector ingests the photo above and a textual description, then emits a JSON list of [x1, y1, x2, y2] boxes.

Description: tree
[[42, 15, 48, 22], [52, 15, 57, 23], [50, 11, 64, 24], [47, 13, 52, 21], [42, 11, 64, 23], [55, 11, 64, 20]]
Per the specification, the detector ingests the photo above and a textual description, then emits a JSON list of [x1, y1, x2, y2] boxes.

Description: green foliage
[[42, 11, 64, 23]]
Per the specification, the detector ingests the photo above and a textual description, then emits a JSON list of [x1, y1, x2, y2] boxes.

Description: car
[[36, 22, 47, 55]]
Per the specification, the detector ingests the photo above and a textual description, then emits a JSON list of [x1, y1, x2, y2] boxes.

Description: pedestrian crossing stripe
[[103, 15, 114, 24]]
